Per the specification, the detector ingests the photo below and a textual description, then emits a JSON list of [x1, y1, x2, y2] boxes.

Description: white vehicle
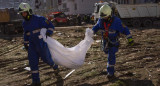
[[93, 2, 160, 27], [116, 3, 160, 27]]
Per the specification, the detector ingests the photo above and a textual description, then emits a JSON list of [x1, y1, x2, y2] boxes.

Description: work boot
[[102, 69, 108, 75], [27, 83, 41, 86], [107, 73, 115, 81], [53, 64, 58, 70], [52, 64, 59, 74]]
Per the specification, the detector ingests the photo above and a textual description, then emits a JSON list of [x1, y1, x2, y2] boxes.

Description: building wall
[[76, 0, 101, 15], [53, 0, 58, 9], [0, 0, 54, 10], [59, 0, 75, 14], [0, 0, 34, 9], [60, 0, 101, 15]]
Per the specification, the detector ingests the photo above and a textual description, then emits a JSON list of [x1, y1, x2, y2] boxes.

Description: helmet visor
[[100, 13, 107, 18], [17, 8, 27, 14]]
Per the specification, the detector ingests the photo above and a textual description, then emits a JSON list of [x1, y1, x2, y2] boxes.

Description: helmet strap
[[103, 16, 111, 22], [22, 12, 32, 21]]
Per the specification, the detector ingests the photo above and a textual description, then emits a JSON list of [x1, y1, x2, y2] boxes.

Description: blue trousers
[[28, 34, 55, 83], [102, 39, 118, 75]]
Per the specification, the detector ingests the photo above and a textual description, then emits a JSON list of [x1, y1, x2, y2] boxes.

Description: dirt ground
[[0, 25, 160, 86]]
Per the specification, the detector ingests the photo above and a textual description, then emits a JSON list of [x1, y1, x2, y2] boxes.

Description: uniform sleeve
[[22, 23, 29, 45], [115, 18, 132, 39], [23, 33, 29, 45], [39, 16, 55, 34], [92, 19, 103, 34]]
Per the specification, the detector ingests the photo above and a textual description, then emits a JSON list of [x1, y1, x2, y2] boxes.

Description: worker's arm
[[92, 19, 103, 34], [115, 17, 134, 46], [39, 16, 55, 37], [22, 23, 29, 50]]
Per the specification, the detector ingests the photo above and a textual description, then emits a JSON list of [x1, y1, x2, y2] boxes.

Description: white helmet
[[18, 2, 32, 15], [99, 4, 112, 18]]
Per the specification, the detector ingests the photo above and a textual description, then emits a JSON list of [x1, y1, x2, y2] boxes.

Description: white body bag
[[40, 28, 94, 69]]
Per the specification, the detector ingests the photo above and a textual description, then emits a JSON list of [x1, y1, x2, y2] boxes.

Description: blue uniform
[[92, 16, 132, 75], [22, 15, 56, 83]]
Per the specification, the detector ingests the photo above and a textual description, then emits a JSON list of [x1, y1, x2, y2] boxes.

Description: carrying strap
[[103, 17, 114, 38]]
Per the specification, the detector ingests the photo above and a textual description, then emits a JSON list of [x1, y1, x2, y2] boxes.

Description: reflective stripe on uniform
[[38, 35, 43, 39], [126, 34, 132, 39], [31, 70, 39, 73], [107, 63, 115, 67], [109, 30, 116, 34], [24, 41, 29, 44], [26, 32, 30, 36], [52, 64, 56, 67], [33, 29, 41, 33], [108, 37, 119, 44], [48, 28, 54, 32], [26, 29, 41, 36]]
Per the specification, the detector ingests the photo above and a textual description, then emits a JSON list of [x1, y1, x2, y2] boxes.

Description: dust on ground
[[0, 25, 160, 86]]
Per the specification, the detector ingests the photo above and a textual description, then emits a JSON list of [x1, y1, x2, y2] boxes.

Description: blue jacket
[[22, 15, 54, 44], [92, 16, 132, 42]]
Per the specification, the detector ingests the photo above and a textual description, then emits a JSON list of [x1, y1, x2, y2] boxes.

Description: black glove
[[46, 31, 51, 38], [24, 44, 29, 51]]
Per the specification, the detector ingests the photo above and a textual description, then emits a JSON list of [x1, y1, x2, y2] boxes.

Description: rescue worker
[[18, 2, 58, 86], [92, 4, 134, 79]]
